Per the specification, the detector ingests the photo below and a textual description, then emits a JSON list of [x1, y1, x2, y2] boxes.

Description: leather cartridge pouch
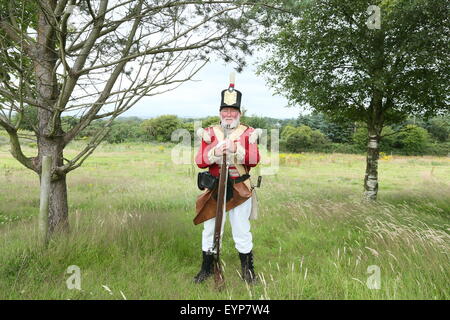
[[194, 177, 252, 225], [197, 171, 218, 191], [211, 174, 250, 202]]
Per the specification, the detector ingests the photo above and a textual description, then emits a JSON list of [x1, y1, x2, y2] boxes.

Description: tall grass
[[0, 142, 449, 299]]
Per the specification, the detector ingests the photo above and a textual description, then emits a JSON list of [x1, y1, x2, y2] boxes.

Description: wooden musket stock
[[212, 125, 229, 290]]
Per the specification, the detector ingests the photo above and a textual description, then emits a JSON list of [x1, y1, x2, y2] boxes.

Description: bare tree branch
[[1, 0, 257, 174], [0, 120, 36, 171]]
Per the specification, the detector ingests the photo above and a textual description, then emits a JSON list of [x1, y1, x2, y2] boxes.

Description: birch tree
[[257, 0, 449, 200], [0, 0, 257, 234]]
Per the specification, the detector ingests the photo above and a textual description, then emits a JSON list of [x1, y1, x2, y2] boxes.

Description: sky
[[120, 56, 303, 120]]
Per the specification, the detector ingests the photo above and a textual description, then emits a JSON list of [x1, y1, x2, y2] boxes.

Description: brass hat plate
[[223, 90, 237, 105]]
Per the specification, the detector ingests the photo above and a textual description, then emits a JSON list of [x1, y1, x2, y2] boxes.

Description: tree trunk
[[35, 0, 69, 234], [48, 174, 69, 233], [38, 137, 69, 234], [364, 90, 384, 201], [363, 130, 380, 200]]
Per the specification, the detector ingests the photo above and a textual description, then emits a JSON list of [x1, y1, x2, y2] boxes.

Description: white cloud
[[121, 58, 301, 119]]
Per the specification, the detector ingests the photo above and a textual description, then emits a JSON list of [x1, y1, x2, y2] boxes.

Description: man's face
[[220, 107, 240, 127]]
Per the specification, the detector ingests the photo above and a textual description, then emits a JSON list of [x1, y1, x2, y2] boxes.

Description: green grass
[[0, 141, 449, 299]]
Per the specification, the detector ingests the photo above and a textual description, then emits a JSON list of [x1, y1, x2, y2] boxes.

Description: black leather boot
[[193, 251, 214, 283], [239, 251, 257, 284]]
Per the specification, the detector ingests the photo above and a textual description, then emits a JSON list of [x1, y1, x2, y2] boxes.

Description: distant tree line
[[284, 112, 449, 156], [4, 109, 449, 156]]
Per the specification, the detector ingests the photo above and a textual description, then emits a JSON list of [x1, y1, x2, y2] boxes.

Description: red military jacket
[[195, 124, 260, 178]]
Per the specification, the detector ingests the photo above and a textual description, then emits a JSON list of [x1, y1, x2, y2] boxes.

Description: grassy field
[[0, 140, 449, 300]]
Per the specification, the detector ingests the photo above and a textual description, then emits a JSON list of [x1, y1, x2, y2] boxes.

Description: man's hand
[[214, 139, 236, 156]]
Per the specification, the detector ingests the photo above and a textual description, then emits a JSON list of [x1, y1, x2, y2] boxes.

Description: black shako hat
[[220, 72, 242, 112]]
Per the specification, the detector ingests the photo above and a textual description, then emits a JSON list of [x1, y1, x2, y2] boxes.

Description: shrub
[[393, 125, 430, 155], [424, 142, 450, 156], [282, 125, 329, 153], [425, 116, 450, 142], [352, 127, 368, 151], [201, 116, 220, 128], [141, 115, 182, 142]]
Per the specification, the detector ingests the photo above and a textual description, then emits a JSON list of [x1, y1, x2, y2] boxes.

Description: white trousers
[[202, 197, 253, 254]]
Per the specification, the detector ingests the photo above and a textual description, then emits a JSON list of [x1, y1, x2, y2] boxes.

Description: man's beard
[[221, 116, 240, 129]]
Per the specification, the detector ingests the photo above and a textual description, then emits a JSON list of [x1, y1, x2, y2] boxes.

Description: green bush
[[241, 115, 270, 130], [201, 116, 220, 128], [424, 142, 450, 156], [393, 125, 430, 155], [181, 122, 194, 138], [280, 125, 297, 140], [141, 115, 182, 142], [282, 125, 329, 153], [297, 112, 355, 143], [425, 116, 450, 142], [352, 127, 368, 151], [106, 121, 146, 144]]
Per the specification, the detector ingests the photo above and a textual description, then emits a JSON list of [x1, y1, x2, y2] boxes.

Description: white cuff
[[235, 142, 246, 164], [207, 147, 222, 164]]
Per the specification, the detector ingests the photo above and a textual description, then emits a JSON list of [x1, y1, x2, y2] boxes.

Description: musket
[[212, 123, 230, 290]]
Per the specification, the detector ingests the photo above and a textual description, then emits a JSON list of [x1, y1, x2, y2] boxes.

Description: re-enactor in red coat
[[195, 124, 260, 177], [193, 77, 261, 284]]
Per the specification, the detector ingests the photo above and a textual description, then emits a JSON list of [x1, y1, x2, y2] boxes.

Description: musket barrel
[[212, 125, 230, 289]]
